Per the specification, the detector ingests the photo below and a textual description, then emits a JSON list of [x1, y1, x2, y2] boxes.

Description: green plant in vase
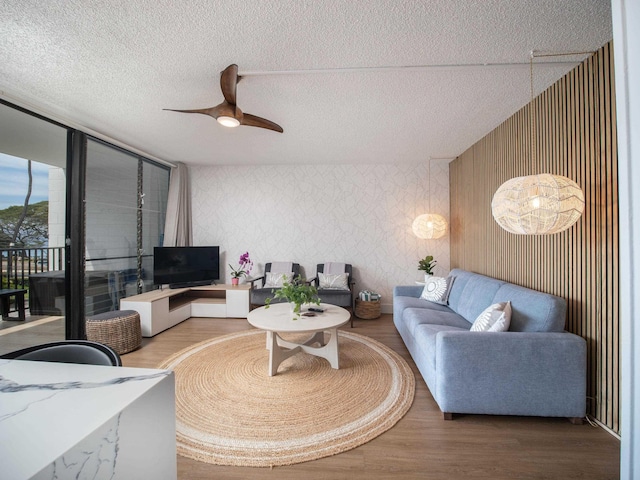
[[265, 275, 320, 319], [418, 255, 437, 277]]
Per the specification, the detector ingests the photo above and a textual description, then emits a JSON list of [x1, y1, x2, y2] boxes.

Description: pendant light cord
[[530, 52, 536, 175]]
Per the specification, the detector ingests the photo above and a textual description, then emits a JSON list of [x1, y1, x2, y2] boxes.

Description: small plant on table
[[418, 255, 437, 275], [265, 275, 320, 319]]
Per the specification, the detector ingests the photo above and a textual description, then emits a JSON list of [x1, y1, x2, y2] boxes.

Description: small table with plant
[[247, 302, 351, 376]]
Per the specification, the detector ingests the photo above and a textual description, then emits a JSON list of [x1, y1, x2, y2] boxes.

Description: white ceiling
[[0, 1, 612, 167]]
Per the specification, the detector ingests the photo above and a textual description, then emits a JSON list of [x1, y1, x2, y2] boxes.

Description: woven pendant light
[[491, 173, 584, 234], [412, 159, 447, 239], [491, 51, 585, 235], [412, 213, 447, 239]]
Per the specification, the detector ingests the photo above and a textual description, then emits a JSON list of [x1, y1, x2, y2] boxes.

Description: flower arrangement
[[229, 251, 253, 279], [265, 275, 320, 319], [418, 255, 437, 275]]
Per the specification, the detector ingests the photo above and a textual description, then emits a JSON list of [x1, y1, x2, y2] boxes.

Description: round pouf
[[86, 310, 142, 355]]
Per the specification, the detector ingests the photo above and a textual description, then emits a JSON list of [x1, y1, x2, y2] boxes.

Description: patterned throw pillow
[[318, 272, 350, 290], [420, 276, 455, 304], [470, 301, 512, 332], [264, 272, 294, 288]]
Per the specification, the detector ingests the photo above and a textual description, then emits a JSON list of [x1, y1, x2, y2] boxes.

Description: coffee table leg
[[268, 332, 301, 376], [324, 328, 340, 369]]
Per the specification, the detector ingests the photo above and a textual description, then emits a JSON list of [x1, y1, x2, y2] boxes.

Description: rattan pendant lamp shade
[[491, 52, 585, 235], [412, 159, 447, 239], [412, 213, 447, 239]]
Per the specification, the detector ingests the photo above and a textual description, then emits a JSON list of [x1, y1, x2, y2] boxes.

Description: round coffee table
[[247, 302, 350, 376]]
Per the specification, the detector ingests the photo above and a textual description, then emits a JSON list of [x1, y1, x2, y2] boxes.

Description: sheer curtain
[[163, 162, 192, 246]]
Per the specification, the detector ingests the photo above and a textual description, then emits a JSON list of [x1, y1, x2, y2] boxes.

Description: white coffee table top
[[248, 303, 350, 333]]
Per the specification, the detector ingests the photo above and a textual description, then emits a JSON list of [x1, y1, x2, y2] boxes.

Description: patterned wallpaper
[[191, 160, 450, 312]]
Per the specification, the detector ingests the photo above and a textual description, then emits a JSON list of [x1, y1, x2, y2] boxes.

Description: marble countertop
[[0, 359, 173, 479]]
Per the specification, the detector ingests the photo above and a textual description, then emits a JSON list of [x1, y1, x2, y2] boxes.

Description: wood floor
[[0, 314, 620, 479]]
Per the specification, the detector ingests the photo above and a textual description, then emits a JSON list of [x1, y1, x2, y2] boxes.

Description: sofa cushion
[[413, 324, 469, 392], [470, 301, 512, 332], [492, 283, 566, 332], [449, 274, 508, 323], [393, 294, 444, 319], [420, 276, 455, 304], [403, 307, 471, 337]]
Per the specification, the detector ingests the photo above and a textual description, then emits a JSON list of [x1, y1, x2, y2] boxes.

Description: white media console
[[120, 284, 250, 337]]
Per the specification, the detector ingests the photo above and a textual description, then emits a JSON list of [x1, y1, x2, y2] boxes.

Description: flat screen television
[[153, 246, 220, 287]]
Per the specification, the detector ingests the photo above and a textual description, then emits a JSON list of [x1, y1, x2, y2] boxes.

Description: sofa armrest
[[393, 285, 423, 298], [435, 331, 586, 418]]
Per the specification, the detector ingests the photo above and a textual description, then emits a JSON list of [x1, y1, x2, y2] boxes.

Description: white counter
[[0, 359, 176, 480]]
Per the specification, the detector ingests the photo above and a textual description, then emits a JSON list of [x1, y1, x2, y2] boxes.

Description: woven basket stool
[[355, 299, 381, 319], [86, 310, 142, 355]]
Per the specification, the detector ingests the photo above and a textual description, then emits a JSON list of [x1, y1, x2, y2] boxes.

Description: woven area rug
[[157, 329, 415, 467]]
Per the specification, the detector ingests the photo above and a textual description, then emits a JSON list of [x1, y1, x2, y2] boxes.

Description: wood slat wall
[[450, 42, 619, 433]]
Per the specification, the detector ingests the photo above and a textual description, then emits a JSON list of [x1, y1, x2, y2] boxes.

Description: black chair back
[[0, 340, 122, 366]]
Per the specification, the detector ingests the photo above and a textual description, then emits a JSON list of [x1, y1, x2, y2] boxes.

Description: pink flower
[[230, 251, 253, 278]]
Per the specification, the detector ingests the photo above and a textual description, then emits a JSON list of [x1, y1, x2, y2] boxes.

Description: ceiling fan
[[164, 64, 283, 133]]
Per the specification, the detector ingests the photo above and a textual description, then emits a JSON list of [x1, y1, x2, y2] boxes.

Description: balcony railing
[[1, 247, 65, 315]]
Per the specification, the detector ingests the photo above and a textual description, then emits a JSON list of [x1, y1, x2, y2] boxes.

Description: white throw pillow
[[264, 272, 294, 288], [470, 301, 512, 332], [420, 276, 455, 304], [318, 272, 349, 290]]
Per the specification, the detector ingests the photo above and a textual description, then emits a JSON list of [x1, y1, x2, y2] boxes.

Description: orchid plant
[[229, 251, 253, 279]]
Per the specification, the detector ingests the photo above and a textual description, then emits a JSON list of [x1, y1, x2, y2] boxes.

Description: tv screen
[[153, 246, 220, 287]]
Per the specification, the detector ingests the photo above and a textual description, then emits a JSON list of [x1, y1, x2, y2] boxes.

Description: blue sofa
[[393, 269, 586, 422]]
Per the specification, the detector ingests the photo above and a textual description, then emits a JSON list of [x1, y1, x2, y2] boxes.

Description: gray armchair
[[249, 262, 301, 308], [0, 340, 122, 366], [311, 263, 355, 327]]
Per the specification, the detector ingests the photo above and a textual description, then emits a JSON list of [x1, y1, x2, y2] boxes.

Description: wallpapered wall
[[191, 160, 450, 312]]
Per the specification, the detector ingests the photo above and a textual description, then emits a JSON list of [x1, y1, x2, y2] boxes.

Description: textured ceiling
[[0, 0, 612, 166]]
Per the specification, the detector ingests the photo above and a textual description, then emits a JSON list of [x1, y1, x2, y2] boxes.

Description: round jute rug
[[157, 329, 415, 467]]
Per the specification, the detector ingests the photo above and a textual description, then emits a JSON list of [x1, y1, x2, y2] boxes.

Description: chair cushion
[[317, 289, 352, 307], [264, 272, 294, 288], [250, 289, 283, 306], [318, 272, 349, 290]]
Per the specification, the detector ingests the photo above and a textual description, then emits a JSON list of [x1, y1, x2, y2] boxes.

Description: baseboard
[[591, 417, 621, 441], [381, 303, 393, 314]]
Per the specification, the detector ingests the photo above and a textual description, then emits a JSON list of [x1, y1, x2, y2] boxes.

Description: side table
[[0, 288, 27, 321]]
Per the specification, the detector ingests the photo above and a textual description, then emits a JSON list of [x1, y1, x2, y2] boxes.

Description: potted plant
[[418, 255, 437, 281], [265, 275, 321, 319], [229, 251, 253, 285]]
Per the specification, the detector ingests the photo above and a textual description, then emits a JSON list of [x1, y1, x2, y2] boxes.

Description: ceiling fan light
[[491, 173, 585, 234], [412, 213, 447, 239], [217, 116, 240, 128]]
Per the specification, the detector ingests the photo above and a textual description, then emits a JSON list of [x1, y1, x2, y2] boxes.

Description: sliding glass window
[[85, 138, 169, 315], [0, 102, 68, 353]]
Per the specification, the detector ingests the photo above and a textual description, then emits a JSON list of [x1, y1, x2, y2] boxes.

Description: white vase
[[424, 273, 433, 282]]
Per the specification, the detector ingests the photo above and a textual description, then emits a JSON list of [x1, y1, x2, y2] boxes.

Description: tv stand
[[168, 280, 212, 289], [120, 284, 250, 337]]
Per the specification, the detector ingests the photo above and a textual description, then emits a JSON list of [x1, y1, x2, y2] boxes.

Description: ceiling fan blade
[[164, 106, 217, 116], [164, 103, 230, 118], [241, 113, 284, 133], [220, 64, 238, 105]]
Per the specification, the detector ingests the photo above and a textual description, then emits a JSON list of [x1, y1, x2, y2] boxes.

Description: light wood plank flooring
[[127, 314, 620, 480], [0, 314, 621, 479]]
